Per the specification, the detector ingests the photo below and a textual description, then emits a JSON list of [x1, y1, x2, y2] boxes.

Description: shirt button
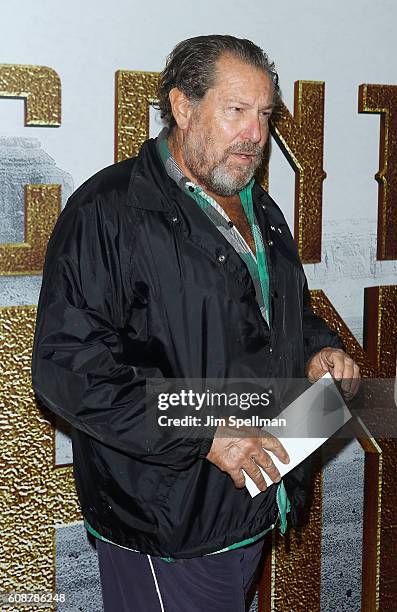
[[268, 240, 274, 246], [269, 346, 273, 353], [261, 204, 267, 210], [228, 221, 234, 228], [171, 216, 178, 223], [217, 254, 226, 263], [188, 186, 195, 192]]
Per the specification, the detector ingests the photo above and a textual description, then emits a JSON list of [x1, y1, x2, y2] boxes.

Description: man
[[32, 35, 360, 611]]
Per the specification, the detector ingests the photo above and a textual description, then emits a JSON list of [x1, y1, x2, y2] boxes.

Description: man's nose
[[241, 115, 263, 144]]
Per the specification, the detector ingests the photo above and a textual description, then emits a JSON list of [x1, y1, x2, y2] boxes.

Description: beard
[[181, 123, 265, 197]]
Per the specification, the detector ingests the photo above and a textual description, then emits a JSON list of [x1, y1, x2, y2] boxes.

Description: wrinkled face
[[181, 53, 274, 196]]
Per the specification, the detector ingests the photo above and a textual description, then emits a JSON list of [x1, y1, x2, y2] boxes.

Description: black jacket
[[32, 137, 343, 558]]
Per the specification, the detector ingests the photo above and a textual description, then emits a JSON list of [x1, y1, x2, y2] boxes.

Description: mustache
[[226, 141, 264, 157]]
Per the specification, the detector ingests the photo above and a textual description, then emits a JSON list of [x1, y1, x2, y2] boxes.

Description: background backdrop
[[1, 1, 396, 611]]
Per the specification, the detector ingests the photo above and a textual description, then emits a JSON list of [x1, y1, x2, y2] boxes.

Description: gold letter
[[0, 65, 62, 275], [271, 81, 326, 263], [0, 185, 61, 276], [0, 307, 80, 595], [359, 84, 397, 260], [115, 70, 159, 162], [0, 64, 61, 126]]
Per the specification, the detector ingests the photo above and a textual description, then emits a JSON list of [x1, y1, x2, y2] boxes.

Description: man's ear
[[169, 88, 194, 130]]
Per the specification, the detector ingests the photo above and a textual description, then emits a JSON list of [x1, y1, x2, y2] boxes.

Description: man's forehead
[[209, 53, 274, 100]]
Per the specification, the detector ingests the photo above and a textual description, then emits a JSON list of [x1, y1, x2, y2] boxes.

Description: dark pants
[[96, 538, 265, 612]]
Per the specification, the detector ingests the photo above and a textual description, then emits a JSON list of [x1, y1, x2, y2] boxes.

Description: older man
[[32, 35, 360, 611]]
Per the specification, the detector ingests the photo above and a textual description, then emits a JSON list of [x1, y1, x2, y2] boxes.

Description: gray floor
[[56, 523, 103, 612], [320, 438, 364, 612]]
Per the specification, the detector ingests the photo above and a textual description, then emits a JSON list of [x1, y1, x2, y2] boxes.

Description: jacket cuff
[[197, 435, 215, 459]]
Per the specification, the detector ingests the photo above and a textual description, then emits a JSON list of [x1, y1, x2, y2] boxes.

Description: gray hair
[[156, 34, 279, 128]]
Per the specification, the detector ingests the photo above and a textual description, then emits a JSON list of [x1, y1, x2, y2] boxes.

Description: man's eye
[[230, 107, 243, 112]]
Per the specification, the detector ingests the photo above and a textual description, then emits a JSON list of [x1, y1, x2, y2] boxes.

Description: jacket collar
[[126, 136, 176, 211]]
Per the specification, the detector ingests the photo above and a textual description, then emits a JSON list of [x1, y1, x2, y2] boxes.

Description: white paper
[[243, 373, 352, 497]]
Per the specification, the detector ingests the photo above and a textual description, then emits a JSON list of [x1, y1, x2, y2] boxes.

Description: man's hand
[[206, 425, 290, 492], [306, 347, 361, 399]]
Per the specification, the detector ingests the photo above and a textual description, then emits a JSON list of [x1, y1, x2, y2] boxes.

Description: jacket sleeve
[[302, 276, 344, 366], [31, 194, 210, 469]]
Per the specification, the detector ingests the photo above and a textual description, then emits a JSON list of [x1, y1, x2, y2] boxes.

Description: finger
[[260, 433, 290, 464], [228, 468, 246, 489], [325, 352, 345, 381], [340, 358, 355, 393], [255, 450, 281, 483], [241, 457, 268, 491], [343, 365, 361, 399]]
